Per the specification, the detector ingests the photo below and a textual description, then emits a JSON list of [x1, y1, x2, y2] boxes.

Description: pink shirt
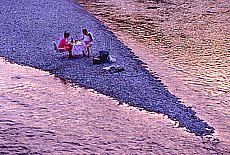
[[58, 37, 68, 48]]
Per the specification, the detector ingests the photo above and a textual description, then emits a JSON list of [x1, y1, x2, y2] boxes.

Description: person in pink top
[[58, 31, 73, 59]]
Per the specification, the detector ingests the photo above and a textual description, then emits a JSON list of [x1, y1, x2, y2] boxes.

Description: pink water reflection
[[78, 0, 230, 150], [0, 58, 228, 153]]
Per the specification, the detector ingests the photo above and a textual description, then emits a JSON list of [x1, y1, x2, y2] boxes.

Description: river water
[[77, 0, 230, 150], [0, 57, 229, 154], [0, 0, 229, 154], [1, 58, 227, 154]]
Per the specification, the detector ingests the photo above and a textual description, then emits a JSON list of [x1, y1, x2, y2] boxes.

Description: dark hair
[[82, 29, 88, 33], [64, 31, 70, 38]]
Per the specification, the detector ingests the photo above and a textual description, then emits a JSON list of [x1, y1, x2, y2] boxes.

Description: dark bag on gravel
[[99, 50, 109, 63], [93, 56, 101, 64], [93, 50, 109, 65]]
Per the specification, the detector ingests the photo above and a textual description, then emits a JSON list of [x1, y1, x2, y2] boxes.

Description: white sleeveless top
[[83, 33, 93, 43]]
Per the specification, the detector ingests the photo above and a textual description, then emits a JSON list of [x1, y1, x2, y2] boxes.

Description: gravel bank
[[0, 0, 214, 136]]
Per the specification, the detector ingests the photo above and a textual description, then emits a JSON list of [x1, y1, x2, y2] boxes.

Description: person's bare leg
[[66, 45, 74, 59], [87, 47, 90, 58], [69, 50, 74, 59], [86, 44, 92, 58]]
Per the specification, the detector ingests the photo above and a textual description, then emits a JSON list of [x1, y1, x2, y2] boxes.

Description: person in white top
[[81, 29, 93, 57]]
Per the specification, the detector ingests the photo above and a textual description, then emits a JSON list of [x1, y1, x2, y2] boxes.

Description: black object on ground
[[0, 0, 214, 136], [93, 50, 110, 64]]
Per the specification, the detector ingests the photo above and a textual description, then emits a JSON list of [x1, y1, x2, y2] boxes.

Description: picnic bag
[[93, 50, 110, 64]]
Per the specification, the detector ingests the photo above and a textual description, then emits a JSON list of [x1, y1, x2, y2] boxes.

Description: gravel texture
[[0, 0, 214, 136]]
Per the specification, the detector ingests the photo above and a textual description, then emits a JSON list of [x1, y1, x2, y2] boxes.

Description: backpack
[[99, 50, 109, 63], [93, 50, 109, 65]]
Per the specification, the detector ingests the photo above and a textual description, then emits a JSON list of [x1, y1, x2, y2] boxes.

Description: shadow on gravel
[[55, 52, 215, 136], [0, 0, 214, 136]]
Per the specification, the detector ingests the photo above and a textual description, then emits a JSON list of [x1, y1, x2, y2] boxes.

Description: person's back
[[58, 37, 67, 48], [58, 31, 73, 59]]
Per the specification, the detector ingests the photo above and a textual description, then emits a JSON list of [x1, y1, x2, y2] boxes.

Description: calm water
[[1, 58, 228, 154], [1, 0, 229, 153], [78, 0, 230, 147]]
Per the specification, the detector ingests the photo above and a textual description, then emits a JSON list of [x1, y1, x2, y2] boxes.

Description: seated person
[[81, 29, 93, 57], [58, 31, 73, 59]]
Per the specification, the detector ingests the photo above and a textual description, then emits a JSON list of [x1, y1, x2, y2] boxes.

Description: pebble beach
[[0, 0, 229, 154]]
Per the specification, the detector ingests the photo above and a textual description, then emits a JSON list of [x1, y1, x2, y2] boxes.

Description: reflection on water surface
[[1, 58, 228, 153], [78, 0, 230, 147]]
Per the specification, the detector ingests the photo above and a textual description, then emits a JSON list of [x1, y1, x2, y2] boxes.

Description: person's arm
[[64, 40, 69, 46], [59, 38, 69, 48], [81, 35, 84, 40], [88, 33, 93, 42]]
